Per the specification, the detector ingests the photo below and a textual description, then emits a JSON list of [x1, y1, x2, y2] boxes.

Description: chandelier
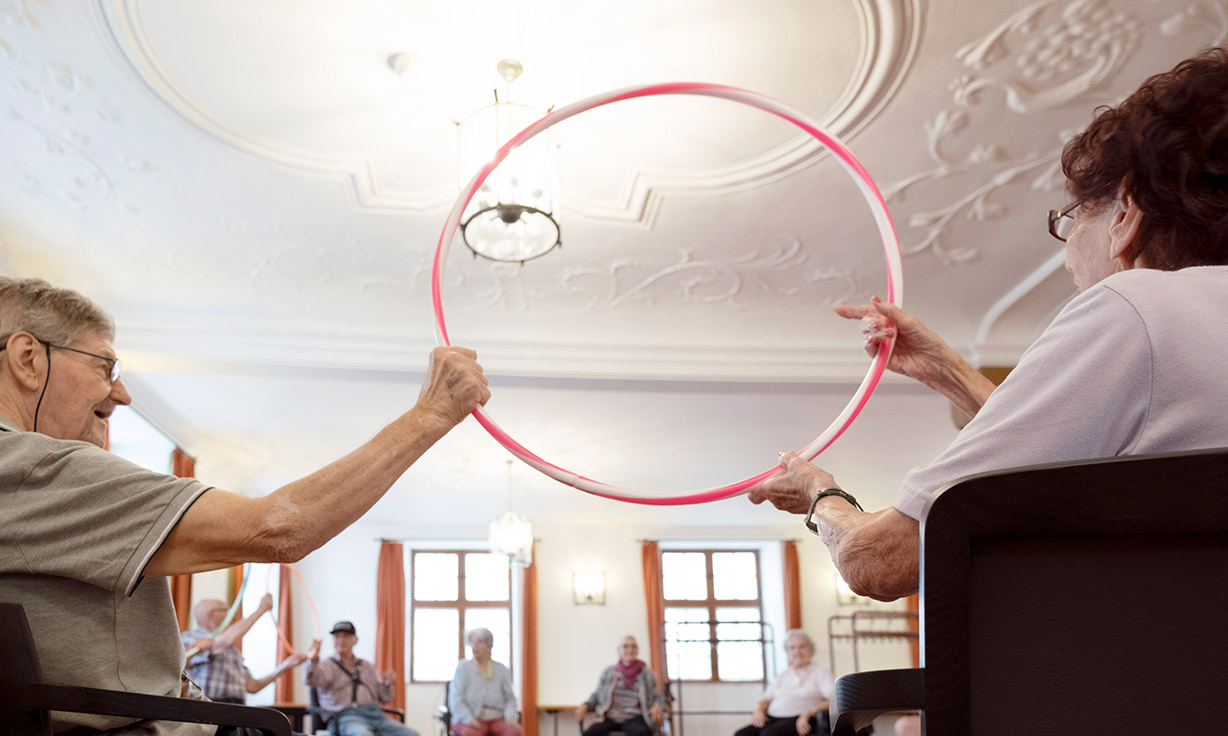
[[488, 459, 533, 567], [455, 59, 561, 264]]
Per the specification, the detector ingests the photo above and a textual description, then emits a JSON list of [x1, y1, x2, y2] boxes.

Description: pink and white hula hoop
[[432, 82, 902, 505]]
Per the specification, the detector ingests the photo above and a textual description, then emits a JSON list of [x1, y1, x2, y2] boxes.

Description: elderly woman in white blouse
[[735, 630, 833, 736]]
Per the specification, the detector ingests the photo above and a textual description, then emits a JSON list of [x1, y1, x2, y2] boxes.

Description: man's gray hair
[[784, 628, 816, 654], [467, 627, 494, 647], [0, 277, 114, 347]]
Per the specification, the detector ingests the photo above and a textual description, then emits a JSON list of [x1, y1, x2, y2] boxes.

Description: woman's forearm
[[810, 501, 920, 601], [924, 348, 997, 419]]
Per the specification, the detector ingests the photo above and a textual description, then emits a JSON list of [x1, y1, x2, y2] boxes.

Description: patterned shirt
[[305, 655, 393, 710], [181, 627, 252, 703]]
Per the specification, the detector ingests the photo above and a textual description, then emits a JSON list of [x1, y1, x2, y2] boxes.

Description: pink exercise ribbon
[[264, 563, 320, 657]]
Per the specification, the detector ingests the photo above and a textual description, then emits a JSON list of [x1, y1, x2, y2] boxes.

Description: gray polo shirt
[[0, 412, 211, 734]]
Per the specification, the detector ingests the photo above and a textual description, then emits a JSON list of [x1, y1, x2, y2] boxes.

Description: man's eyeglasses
[[1048, 201, 1083, 242], [49, 343, 122, 382], [0, 337, 122, 382]]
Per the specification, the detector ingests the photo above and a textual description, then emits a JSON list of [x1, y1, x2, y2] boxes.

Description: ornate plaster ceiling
[[0, 0, 1222, 524]]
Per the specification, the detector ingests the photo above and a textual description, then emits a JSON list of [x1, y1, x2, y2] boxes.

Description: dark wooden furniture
[[830, 448, 1228, 735], [438, 680, 453, 736], [270, 702, 311, 732], [0, 601, 291, 736]]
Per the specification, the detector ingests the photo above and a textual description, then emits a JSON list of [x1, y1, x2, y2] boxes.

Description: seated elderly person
[[181, 593, 312, 705], [0, 276, 488, 735], [306, 620, 416, 736], [749, 48, 1228, 602], [735, 630, 832, 736], [449, 628, 523, 736], [576, 636, 665, 736]]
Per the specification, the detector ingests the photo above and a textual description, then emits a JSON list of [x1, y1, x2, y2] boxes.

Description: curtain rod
[[373, 537, 543, 543], [638, 538, 803, 543]]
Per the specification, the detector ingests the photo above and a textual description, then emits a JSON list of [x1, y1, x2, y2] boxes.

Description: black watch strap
[[804, 488, 864, 534]]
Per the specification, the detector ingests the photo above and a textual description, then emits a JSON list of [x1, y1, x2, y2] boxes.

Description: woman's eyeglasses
[[1048, 201, 1083, 242]]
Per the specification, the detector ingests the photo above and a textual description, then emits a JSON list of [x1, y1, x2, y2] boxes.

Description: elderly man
[[576, 636, 665, 736], [0, 276, 489, 734], [182, 593, 314, 705], [305, 621, 415, 736]]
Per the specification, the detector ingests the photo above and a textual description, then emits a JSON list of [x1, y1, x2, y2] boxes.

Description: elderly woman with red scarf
[[576, 636, 666, 736]]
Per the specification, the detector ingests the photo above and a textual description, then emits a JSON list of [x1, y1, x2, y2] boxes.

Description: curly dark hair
[[1061, 47, 1228, 270]]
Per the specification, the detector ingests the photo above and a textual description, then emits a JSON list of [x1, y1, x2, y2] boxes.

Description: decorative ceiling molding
[[952, 0, 1142, 113], [546, 236, 862, 312], [1, 5, 154, 214], [564, 0, 924, 230], [118, 319, 880, 383], [968, 247, 1067, 363], [884, 0, 1228, 265], [90, 0, 921, 226], [165, 213, 866, 315], [0, 0, 43, 30]]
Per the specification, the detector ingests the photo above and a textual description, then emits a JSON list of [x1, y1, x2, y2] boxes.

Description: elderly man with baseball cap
[[305, 620, 417, 736]]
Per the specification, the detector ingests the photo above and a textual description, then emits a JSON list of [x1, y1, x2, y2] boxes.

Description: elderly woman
[[749, 48, 1228, 600], [576, 635, 666, 736], [734, 630, 832, 736], [449, 628, 522, 736]]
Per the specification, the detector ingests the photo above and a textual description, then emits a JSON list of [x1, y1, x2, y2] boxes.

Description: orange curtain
[[783, 541, 802, 631], [376, 541, 407, 710], [520, 543, 538, 736], [641, 542, 666, 687], [274, 566, 296, 702], [229, 564, 245, 652], [906, 593, 920, 667], [170, 449, 195, 631]]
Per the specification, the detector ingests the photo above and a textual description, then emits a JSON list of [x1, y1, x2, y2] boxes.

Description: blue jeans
[[335, 704, 420, 736]]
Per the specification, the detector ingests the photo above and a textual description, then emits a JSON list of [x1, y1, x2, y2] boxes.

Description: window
[[410, 550, 512, 682], [106, 406, 174, 473], [662, 549, 765, 682]]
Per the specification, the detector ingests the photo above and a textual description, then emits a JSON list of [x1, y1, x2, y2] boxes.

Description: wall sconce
[[835, 571, 867, 606], [573, 572, 606, 605]]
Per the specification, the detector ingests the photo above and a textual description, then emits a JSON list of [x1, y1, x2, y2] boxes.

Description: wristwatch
[[804, 488, 864, 534]]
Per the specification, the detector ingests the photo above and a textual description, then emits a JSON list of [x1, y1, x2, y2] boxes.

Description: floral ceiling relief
[[885, 0, 1227, 266], [409, 235, 864, 316], [1, 3, 153, 214], [951, 0, 1141, 114], [548, 235, 862, 314]]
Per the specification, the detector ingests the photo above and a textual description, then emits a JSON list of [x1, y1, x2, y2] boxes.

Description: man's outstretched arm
[[147, 346, 490, 576]]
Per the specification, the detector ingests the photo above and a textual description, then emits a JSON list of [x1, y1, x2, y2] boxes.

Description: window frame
[[661, 548, 766, 682], [408, 549, 513, 683]]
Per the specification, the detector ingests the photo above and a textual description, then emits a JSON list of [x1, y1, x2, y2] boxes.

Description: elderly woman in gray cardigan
[[576, 636, 666, 736], [449, 628, 522, 736]]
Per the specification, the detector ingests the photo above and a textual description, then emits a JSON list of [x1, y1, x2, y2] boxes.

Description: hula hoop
[[184, 562, 251, 660], [263, 562, 321, 657], [432, 82, 903, 505]]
